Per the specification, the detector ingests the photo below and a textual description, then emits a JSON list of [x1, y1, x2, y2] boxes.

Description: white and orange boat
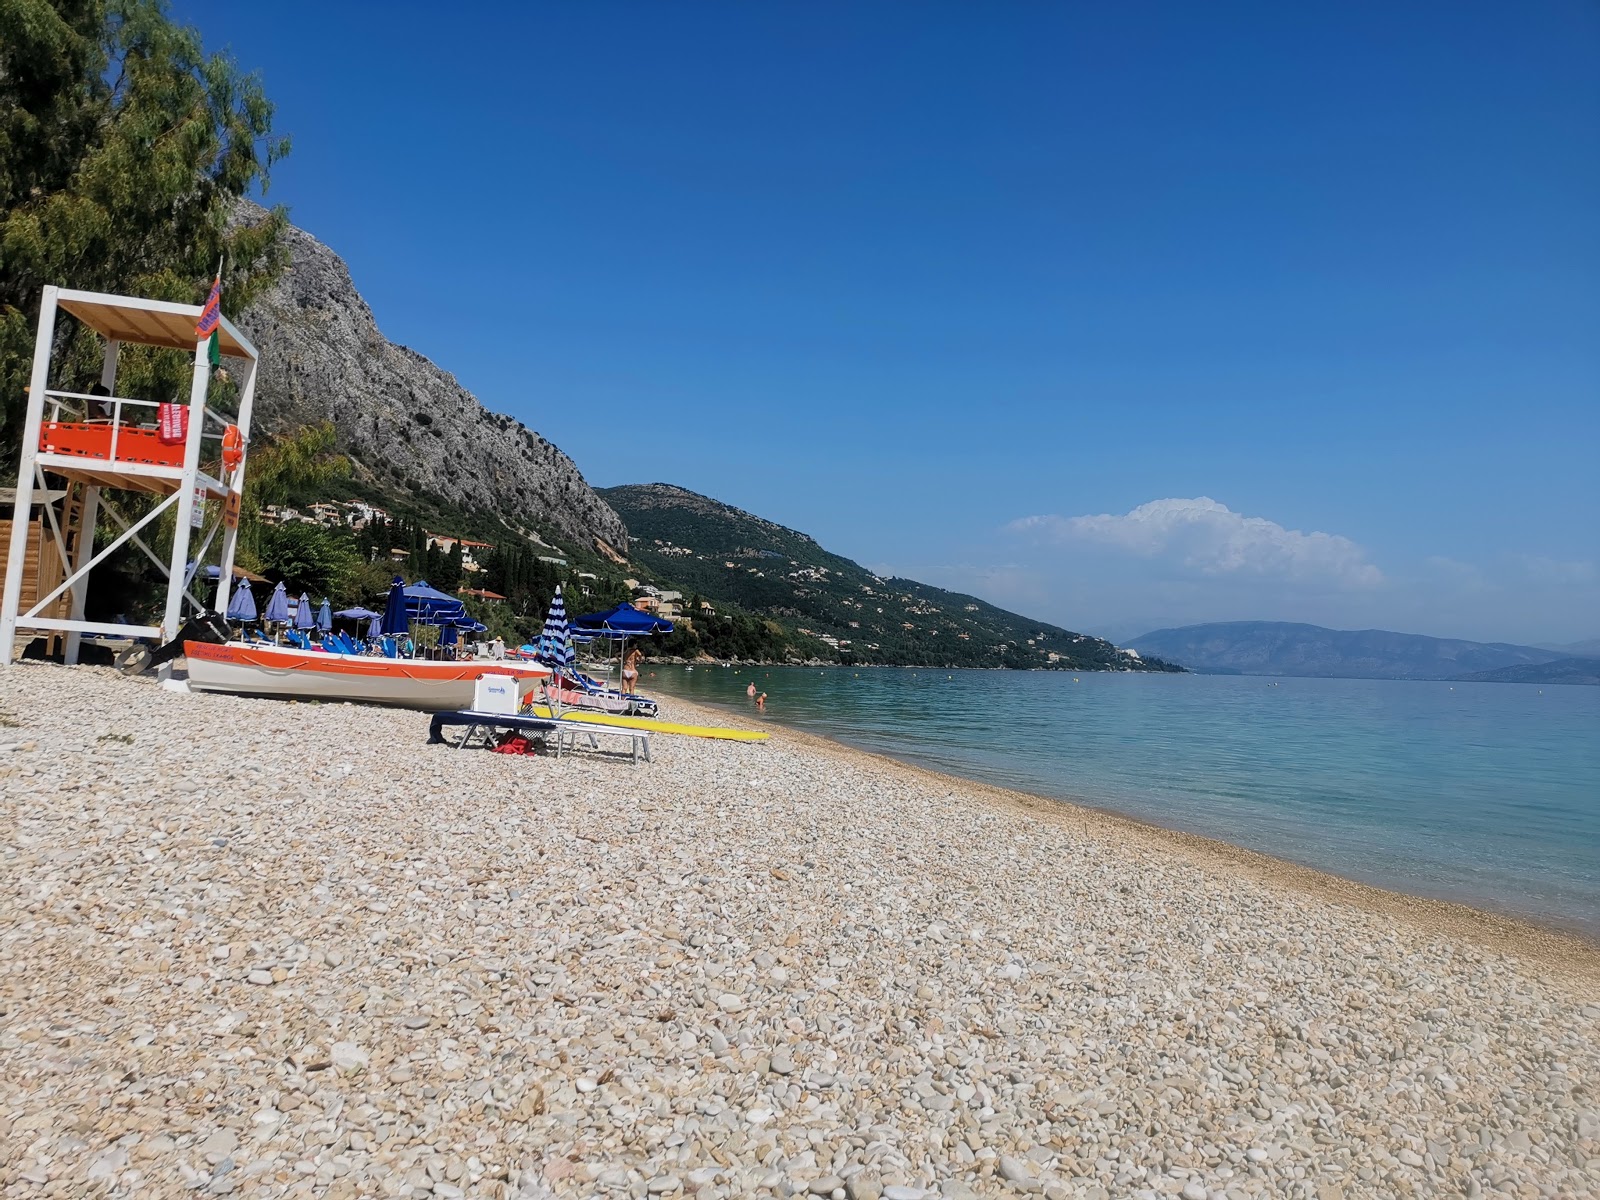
[[184, 641, 550, 710]]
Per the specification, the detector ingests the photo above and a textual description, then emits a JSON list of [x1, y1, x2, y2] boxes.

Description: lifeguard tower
[[0, 284, 258, 667]]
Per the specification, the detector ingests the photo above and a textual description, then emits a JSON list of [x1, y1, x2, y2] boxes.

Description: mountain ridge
[[235, 203, 628, 554], [601, 483, 1180, 672], [1128, 620, 1573, 680]]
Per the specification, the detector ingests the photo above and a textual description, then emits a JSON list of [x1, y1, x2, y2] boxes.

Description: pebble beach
[[2, 661, 1597, 1200]]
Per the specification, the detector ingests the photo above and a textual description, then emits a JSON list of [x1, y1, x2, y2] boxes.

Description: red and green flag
[[195, 269, 222, 366]]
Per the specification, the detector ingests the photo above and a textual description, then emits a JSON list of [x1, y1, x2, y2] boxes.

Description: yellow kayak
[[522, 704, 768, 742]]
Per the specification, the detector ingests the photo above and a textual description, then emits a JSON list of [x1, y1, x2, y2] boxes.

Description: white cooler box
[[472, 673, 524, 714]]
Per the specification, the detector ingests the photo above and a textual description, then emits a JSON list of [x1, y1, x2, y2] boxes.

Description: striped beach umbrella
[[536, 585, 577, 672]]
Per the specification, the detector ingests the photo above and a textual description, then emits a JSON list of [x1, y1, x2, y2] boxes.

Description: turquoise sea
[[644, 665, 1600, 938]]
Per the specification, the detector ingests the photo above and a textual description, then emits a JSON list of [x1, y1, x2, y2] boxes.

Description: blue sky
[[180, 1, 1598, 644]]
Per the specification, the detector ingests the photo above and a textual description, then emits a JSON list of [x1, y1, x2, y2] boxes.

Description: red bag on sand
[[493, 735, 531, 755]]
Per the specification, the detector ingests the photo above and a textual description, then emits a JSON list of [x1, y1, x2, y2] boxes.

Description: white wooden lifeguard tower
[[0, 285, 258, 667]]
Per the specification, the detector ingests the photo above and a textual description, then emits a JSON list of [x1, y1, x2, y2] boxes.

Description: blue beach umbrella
[[317, 599, 333, 632], [381, 578, 410, 637], [226, 579, 257, 623], [295, 592, 316, 631], [536, 585, 578, 672], [368, 615, 382, 640], [334, 607, 380, 621], [572, 601, 672, 690], [571, 602, 675, 636], [263, 582, 291, 625], [440, 623, 460, 649], [403, 579, 468, 626]]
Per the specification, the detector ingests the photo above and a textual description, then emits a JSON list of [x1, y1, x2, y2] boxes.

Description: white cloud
[[1009, 497, 1382, 587]]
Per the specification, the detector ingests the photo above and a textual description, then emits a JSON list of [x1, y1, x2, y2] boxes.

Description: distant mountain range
[[601, 484, 1181, 672], [1127, 621, 1598, 683], [1536, 638, 1600, 658], [1457, 658, 1600, 686]]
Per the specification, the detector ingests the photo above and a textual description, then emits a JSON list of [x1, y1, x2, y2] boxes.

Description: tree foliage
[[0, 0, 291, 447]]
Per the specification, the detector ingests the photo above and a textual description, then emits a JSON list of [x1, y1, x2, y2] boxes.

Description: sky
[[177, 1, 1599, 645]]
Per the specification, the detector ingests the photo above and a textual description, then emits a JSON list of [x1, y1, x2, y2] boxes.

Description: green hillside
[[601, 484, 1180, 672]]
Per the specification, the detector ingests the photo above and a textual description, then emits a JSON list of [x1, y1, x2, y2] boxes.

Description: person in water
[[747, 682, 757, 698], [622, 646, 642, 692], [756, 692, 767, 710]]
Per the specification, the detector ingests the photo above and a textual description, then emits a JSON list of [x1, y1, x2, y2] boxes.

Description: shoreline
[[655, 684, 1600, 972]]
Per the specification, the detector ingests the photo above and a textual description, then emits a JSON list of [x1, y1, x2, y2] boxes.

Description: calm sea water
[[644, 665, 1600, 937]]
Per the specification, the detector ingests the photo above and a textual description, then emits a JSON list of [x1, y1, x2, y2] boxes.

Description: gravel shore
[[2, 661, 1597, 1200]]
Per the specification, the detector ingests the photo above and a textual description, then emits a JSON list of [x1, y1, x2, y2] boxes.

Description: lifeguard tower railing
[[0, 285, 259, 667]]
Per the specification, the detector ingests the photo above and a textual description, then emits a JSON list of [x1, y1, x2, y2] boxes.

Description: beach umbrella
[[571, 602, 675, 636], [226, 578, 256, 623], [440, 623, 459, 649], [295, 592, 316, 631], [380, 578, 410, 637], [263, 581, 291, 625], [537, 585, 578, 672], [403, 579, 468, 626], [572, 601, 673, 690], [367, 615, 382, 640], [334, 607, 380, 621], [317, 599, 333, 632]]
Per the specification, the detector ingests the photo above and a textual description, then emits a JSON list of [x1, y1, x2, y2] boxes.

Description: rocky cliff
[[235, 205, 628, 553]]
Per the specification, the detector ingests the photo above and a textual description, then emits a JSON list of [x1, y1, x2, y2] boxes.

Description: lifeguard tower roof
[[2, 283, 260, 666], [56, 288, 258, 359]]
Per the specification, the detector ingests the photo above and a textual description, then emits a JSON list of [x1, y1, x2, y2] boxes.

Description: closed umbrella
[[367, 615, 382, 641], [317, 599, 333, 632], [381, 578, 410, 636], [537, 585, 578, 672], [440, 623, 460, 649], [537, 586, 579, 715], [263, 582, 291, 625], [295, 592, 316, 631], [226, 579, 257, 623]]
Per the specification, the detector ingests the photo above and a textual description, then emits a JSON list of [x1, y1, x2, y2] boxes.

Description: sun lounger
[[428, 709, 651, 764]]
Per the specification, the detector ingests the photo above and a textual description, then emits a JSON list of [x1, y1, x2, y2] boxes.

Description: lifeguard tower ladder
[[0, 285, 258, 667]]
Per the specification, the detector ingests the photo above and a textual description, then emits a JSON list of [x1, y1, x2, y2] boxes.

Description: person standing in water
[[747, 682, 757, 698]]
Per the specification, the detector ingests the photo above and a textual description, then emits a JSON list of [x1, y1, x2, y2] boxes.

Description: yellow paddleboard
[[523, 705, 768, 742]]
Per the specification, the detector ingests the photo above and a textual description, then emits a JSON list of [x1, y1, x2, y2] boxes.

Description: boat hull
[[184, 642, 550, 710]]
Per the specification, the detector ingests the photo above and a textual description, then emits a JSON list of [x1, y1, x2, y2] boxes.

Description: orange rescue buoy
[[221, 424, 244, 471]]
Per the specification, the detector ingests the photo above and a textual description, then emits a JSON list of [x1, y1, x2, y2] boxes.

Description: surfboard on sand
[[522, 705, 769, 742]]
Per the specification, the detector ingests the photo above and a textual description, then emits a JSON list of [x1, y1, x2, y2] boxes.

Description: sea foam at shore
[[1, 662, 1597, 1200]]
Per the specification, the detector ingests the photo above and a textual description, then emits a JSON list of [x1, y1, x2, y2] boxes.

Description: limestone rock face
[[235, 207, 628, 553]]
